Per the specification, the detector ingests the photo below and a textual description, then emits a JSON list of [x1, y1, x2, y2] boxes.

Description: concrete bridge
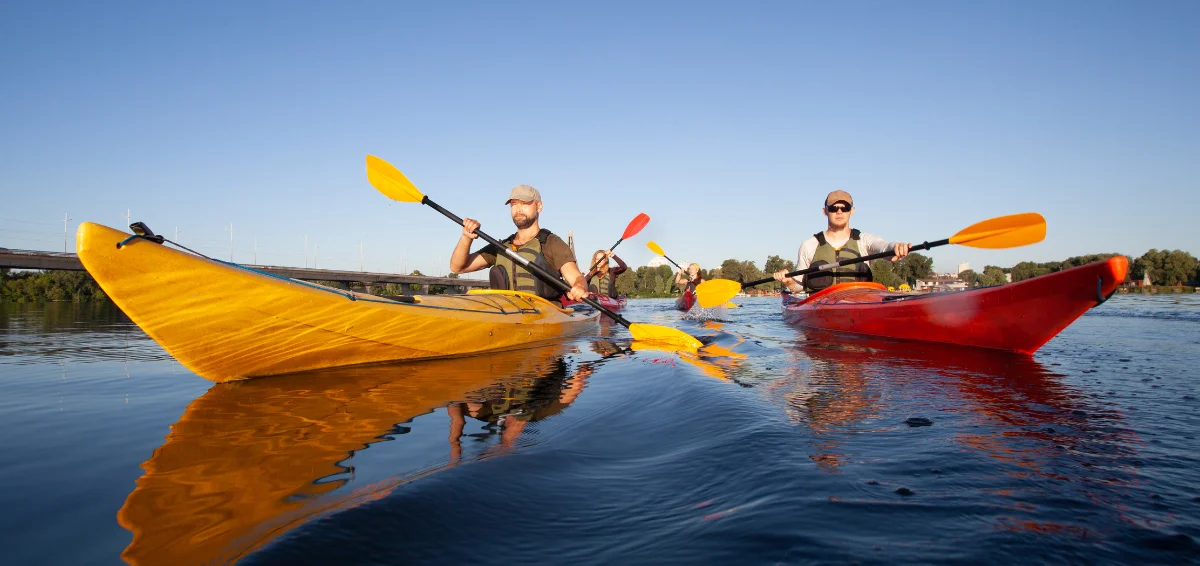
[[0, 248, 488, 295]]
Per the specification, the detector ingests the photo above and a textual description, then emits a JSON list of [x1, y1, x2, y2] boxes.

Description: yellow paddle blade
[[722, 302, 739, 309], [948, 212, 1046, 249], [366, 155, 425, 203], [646, 241, 665, 256], [695, 278, 742, 309], [628, 323, 703, 350]]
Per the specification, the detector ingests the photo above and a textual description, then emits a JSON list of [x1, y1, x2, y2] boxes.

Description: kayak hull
[[782, 257, 1127, 354], [675, 289, 696, 311], [77, 222, 600, 381], [590, 294, 628, 311]]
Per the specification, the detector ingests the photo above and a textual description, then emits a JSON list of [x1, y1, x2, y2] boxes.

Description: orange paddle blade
[[949, 212, 1046, 249]]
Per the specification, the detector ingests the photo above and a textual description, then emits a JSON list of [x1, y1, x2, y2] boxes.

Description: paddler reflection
[[117, 342, 623, 566], [448, 360, 593, 460]]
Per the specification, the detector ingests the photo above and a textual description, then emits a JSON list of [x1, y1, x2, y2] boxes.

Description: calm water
[[2, 294, 1199, 564]]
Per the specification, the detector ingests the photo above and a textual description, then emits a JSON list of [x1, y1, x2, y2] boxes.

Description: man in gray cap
[[450, 184, 589, 303], [773, 190, 911, 294]]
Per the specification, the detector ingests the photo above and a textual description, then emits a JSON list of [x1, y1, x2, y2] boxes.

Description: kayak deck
[[77, 222, 599, 381], [782, 257, 1128, 354]]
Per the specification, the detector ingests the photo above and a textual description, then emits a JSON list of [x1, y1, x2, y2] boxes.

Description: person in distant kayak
[[675, 263, 704, 295], [451, 184, 589, 303], [773, 190, 911, 294], [584, 250, 628, 299]]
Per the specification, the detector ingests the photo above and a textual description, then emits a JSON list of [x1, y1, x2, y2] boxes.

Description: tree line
[[957, 250, 1199, 288], [1, 269, 108, 303], [3, 248, 1197, 303]]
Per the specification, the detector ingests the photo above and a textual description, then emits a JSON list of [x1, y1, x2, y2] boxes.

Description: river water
[[1, 294, 1198, 564]]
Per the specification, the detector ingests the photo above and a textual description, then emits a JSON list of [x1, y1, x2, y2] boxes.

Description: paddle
[[646, 241, 684, 271], [584, 213, 650, 276], [695, 212, 1047, 308], [366, 155, 702, 349]]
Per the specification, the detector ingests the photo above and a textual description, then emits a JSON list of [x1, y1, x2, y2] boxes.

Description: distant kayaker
[[675, 263, 704, 294], [773, 190, 911, 293], [451, 184, 589, 302], [585, 250, 628, 299]]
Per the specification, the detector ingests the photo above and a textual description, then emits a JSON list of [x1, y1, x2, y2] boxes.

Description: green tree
[[894, 253, 934, 286], [763, 255, 795, 291], [1135, 249, 1196, 286], [657, 264, 675, 293], [958, 269, 978, 287], [719, 259, 744, 283], [615, 269, 636, 296], [977, 265, 1007, 286], [1010, 261, 1050, 282], [870, 260, 903, 288]]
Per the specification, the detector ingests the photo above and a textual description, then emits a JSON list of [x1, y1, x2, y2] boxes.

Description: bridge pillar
[[364, 283, 375, 295]]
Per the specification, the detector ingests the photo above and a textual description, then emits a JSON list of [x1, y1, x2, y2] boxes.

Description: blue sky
[[2, 1, 1196, 277]]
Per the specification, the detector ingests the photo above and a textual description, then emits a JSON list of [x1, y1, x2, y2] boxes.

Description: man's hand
[[891, 242, 911, 262], [773, 269, 795, 285], [462, 218, 480, 240], [566, 279, 588, 302]]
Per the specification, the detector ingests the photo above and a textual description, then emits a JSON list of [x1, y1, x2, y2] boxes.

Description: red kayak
[[562, 294, 627, 311], [674, 288, 696, 311], [592, 294, 627, 311], [782, 257, 1128, 354]]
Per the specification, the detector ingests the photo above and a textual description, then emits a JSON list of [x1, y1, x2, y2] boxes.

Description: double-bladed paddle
[[646, 241, 684, 272], [584, 213, 650, 276], [366, 155, 703, 349], [694, 212, 1047, 308]]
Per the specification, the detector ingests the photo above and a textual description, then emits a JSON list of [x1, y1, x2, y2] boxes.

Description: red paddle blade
[[621, 213, 651, 239]]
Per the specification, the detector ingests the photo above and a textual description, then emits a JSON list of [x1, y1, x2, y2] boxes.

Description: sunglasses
[[826, 204, 852, 213]]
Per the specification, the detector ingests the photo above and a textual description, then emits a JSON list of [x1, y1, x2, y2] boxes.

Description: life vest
[[803, 229, 873, 292], [489, 229, 562, 301], [588, 271, 615, 297]]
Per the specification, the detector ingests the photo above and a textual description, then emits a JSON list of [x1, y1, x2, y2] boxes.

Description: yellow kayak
[[77, 222, 599, 381]]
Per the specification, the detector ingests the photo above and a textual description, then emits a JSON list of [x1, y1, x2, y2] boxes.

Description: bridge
[[0, 248, 488, 294]]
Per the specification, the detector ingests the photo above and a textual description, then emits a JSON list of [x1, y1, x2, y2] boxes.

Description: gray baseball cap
[[505, 184, 541, 204]]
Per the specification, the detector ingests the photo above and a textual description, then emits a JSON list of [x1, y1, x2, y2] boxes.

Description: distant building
[[646, 256, 672, 268], [914, 276, 969, 293], [957, 262, 969, 274]]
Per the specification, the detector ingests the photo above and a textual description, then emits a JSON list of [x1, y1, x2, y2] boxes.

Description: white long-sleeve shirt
[[795, 231, 897, 272]]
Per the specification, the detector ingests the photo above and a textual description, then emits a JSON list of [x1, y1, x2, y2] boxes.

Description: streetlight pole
[[62, 213, 72, 253]]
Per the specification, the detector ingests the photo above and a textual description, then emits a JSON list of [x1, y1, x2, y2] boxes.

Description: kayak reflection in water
[[116, 343, 623, 566], [763, 331, 1152, 536], [450, 183, 589, 304], [772, 190, 912, 294]]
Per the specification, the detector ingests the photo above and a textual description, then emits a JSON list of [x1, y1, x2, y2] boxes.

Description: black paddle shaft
[[422, 196, 634, 327], [740, 238, 951, 289], [585, 237, 624, 276]]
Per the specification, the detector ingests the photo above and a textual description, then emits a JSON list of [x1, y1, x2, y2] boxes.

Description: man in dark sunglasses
[[772, 190, 911, 294]]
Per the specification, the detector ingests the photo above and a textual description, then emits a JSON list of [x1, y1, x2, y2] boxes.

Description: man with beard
[[773, 190, 911, 294], [450, 184, 589, 303]]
